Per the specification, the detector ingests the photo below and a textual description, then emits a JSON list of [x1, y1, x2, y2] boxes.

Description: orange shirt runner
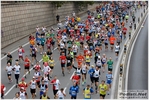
[[109, 36, 116, 45], [76, 55, 84, 66]]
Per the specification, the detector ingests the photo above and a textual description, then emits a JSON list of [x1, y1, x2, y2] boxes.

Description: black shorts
[[67, 63, 72, 67], [105, 43, 108, 45], [25, 66, 30, 70], [50, 66, 54, 69], [71, 96, 77, 99], [53, 90, 58, 95], [100, 94, 106, 99], [96, 65, 101, 68], [94, 77, 99, 82], [73, 52, 77, 55], [36, 81, 40, 86], [81, 73, 86, 76], [30, 89, 36, 94], [108, 68, 113, 71], [32, 54, 36, 58], [80, 42, 84, 45], [7, 73, 11, 77], [15, 74, 20, 79], [61, 63, 65, 67], [37, 43, 40, 46], [115, 51, 119, 54], [60, 48, 64, 51], [41, 44, 44, 47], [90, 77, 94, 83]]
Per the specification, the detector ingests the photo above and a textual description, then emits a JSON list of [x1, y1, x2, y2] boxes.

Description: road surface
[[128, 17, 148, 91], [1, 7, 144, 99]]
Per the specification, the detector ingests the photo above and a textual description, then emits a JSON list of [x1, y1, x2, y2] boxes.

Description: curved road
[[1, 7, 144, 99], [128, 17, 148, 91]]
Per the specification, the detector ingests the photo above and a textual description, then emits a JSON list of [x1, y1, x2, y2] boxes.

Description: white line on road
[[70, 71, 75, 80]]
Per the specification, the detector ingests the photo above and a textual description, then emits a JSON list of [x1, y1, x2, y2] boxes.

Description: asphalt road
[[1, 7, 144, 99], [128, 17, 148, 91]]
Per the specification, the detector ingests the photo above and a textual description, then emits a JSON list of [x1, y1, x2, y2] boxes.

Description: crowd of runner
[[1, 1, 147, 99]]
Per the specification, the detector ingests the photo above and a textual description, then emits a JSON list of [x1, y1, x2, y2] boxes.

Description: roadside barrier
[[110, 7, 148, 99], [117, 8, 148, 99]]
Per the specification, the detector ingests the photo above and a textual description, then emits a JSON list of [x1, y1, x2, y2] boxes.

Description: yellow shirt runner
[[99, 84, 107, 95]]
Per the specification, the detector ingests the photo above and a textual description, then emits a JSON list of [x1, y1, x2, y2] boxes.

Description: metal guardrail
[[117, 7, 148, 99]]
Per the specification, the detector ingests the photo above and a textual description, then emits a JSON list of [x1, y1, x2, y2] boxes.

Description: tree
[[51, 1, 66, 9], [73, 1, 94, 12]]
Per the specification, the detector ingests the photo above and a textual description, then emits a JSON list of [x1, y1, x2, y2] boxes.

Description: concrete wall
[[1, 2, 99, 48]]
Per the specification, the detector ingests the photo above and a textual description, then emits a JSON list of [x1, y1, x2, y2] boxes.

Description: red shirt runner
[[59, 56, 66, 64]]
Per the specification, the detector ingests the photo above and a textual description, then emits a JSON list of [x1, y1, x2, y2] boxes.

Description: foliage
[[51, 1, 66, 9]]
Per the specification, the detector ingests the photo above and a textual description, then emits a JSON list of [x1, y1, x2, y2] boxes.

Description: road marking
[[70, 71, 75, 80]]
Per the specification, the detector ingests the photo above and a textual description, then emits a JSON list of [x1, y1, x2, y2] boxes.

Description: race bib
[[62, 60, 65, 63]]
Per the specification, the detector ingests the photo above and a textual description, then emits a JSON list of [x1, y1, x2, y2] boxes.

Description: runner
[[93, 67, 100, 93], [28, 76, 37, 99], [50, 75, 61, 99], [47, 48, 53, 58], [43, 62, 51, 80], [56, 88, 66, 99], [31, 45, 38, 66], [40, 91, 50, 99], [88, 65, 95, 87], [98, 80, 107, 99], [122, 26, 127, 39], [18, 78, 28, 91], [13, 92, 21, 100], [42, 52, 49, 65], [76, 53, 84, 67], [71, 72, 80, 86], [59, 52, 67, 76], [69, 82, 79, 99], [1, 84, 6, 99], [107, 57, 114, 72], [6, 52, 12, 65], [49, 57, 55, 77], [5, 63, 13, 83], [101, 54, 107, 73], [96, 56, 102, 70], [115, 43, 120, 60], [19, 87, 28, 99], [13, 62, 21, 88], [29, 36, 35, 56], [34, 61, 41, 72], [18, 46, 25, 63], [38, 80, 48, 97], [106, 71, 113, 95], [33, 68, 41, 87], [66, 53, 73, 73], [24, 55, 31, 78], [72, 44, 78, 60], [81, 62, 88, 85], [40, 36, 45, 54], [83, 84, 94, 99], [109, 34, 116, 51]]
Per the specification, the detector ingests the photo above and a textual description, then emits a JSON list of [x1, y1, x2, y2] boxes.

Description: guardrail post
[[138, 17, 140, 23], [134, 23, 136, 30], [129, 31, 131, 39], [124, 45, 126, 54], [120, 64, 123, 77]]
